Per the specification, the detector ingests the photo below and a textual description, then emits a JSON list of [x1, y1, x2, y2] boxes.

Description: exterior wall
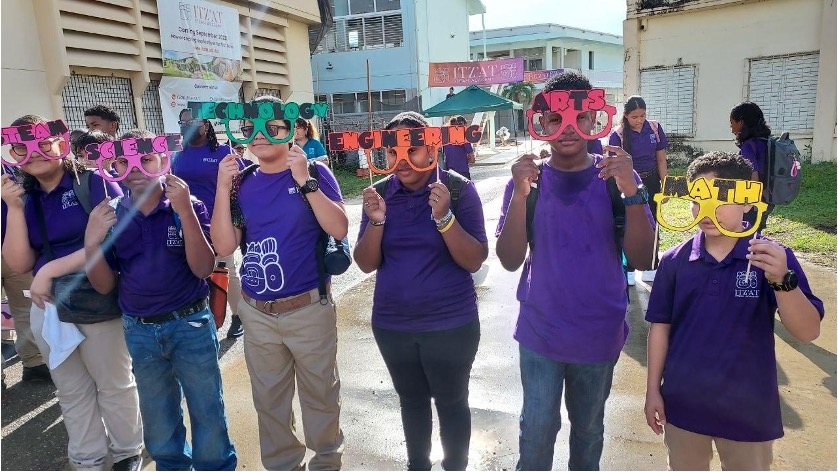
[[625, 0, 836, 162], [1, 0, 319, 130]]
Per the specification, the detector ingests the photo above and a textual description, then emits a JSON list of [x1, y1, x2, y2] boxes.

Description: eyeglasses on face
[[240, 124, 289, 138]]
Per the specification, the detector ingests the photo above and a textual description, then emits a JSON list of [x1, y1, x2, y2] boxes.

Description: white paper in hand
[[41, 302, 85, 369]]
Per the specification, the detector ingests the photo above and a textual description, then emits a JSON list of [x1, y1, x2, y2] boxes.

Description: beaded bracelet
[[369, 219, 386, 226], [438, 215, 456, 233]]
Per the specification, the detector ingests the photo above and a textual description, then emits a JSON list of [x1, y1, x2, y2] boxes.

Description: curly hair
[[543, 70, 592, 93], [84, 105, 121, 125], [72, 129, 114, 157], [687, 151, 754, 181], [730, 101, 771, 146]]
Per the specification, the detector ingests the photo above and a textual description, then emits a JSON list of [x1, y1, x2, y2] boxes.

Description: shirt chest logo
[[167, 225, 183, 247], [202, 157, 219, 163], [61, 190, 79, 210], [734, 270, 759, 298], [649, 134, 658, 144], [288, 187, 299, 195]]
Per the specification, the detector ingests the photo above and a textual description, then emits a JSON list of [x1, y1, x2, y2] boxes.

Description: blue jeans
[[516, 345, 617, 471], [123, 308, 237, 471]]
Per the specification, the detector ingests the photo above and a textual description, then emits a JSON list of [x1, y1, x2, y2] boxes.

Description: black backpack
[[372, 170, 469, 215]]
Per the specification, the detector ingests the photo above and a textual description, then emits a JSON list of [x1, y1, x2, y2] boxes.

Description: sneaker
[[112, 455, 142, 471], [641, 269, 657, 283], [626, 271, 636, 286], [22, 364, 52, 383], [226, 315, 244, 339]]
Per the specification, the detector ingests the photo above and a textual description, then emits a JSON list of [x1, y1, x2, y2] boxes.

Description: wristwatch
[[769, 270, 798, 291], [299, 178, 319, 195], [621, 184, 649, 206]]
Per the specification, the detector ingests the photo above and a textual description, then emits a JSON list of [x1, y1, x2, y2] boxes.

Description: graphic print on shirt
[[649, 133, 658, 144], [241, 237, 285, 294], [166, 225, 183, 247], [734, 270, 759, 298], [61, 190, 79, 210]]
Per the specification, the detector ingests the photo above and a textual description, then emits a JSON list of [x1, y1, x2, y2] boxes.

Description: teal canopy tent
[[422, 85, 522, 117]]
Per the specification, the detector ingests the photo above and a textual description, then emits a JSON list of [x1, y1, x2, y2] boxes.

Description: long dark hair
[[730, 101, 771, 146], [179, 108, 220, 152], [620, 96, 646, 156]]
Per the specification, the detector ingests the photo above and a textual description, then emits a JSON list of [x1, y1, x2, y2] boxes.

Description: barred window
[[310, 12, 402, 54], [748, 52, 819, 132], [141, 80, 164, 135], [640, 65, 696, 136], [253, 88, 282, 100], [61, 74, 137, 132]]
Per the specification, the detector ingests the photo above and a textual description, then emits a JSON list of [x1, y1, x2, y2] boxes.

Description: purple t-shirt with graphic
[[443, 143, 473, 176], [495, 157, 652, 363], [171, 142, 232, 219], [237, 162, 343, 300], [24, 170, 123, 275], [107, 193, 211, 316], [646, 232, 823, 441], [738, 137, 768, 177], [608, 120, 669, 173], [358, 171, 487, 332]]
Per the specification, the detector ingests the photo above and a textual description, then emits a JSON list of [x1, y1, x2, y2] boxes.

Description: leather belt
[[138, 299, 208, 324], [243, 287, 323, 316]]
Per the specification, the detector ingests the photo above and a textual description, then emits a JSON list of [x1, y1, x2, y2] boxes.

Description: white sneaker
[[642, 270, 657, 283], [626, 271, 636, 286]]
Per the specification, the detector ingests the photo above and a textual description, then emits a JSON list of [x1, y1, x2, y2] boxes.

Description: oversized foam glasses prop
[[1, 119, 71, 166], [526, 89, 617, 141], [186, 101, 329, 145], [86, 135, 183, 182], [653, 176, 768, 238], [328, 125, 482, 174]]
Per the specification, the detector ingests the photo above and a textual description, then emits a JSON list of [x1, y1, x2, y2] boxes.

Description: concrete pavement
[[1, 162, 835, 470]]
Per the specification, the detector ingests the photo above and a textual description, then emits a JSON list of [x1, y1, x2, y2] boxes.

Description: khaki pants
[[237, 289, 344, 470], [30, 305, 143, 471], [1, 256, 43, 368], [217, 251, 242, 317], [664, 423, 773, 471]]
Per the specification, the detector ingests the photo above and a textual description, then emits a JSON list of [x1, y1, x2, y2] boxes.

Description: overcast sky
[[468, 0, 627, 36]]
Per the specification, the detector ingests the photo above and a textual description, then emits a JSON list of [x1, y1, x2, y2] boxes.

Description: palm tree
[[501, 81, 536, 135]]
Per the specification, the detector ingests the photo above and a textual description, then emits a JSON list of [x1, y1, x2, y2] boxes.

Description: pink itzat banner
[[429, 58, 525, 87]]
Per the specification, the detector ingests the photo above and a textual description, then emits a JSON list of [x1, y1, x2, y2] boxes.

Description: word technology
[[1, 119, 69, 145], [327, 125, 482, 151], [186, 101, 329, 122], [84, 135, 183, 161]]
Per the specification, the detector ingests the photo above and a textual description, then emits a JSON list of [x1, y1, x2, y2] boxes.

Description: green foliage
[[333, 166, 372, 200], [501, 81, 536, 106]]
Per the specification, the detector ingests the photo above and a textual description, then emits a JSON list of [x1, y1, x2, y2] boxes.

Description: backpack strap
[[231, 163, 260, 254], [306, 161, 330, 303], [72, 170, 94, 215], [372, 174, 392, 199], [648, 120, 661, 144], [525, 162, 543, 251], [444, 169, 468, 215]]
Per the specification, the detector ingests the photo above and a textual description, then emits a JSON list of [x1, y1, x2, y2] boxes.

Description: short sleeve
[[313, 161, 343, 203], [645, 250, 678, 323], [495, 178, 515, 238], [454, 179, 487, 243], [781, 248, 825, 319], [608, 130, 622, 147], [90, 170, 124, 204]]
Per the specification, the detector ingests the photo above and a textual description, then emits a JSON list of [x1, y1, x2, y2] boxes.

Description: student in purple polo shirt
[[354, 111, 489, 470], [442, 115, 476, 179], [1, 114, 143, 471], [609, 95, 669, 284], [645, 151, 823, 470], [730, 101, 774, 232], [496, 71, 655, 471], [172, 108, 245, 339], [84, 129, 237, 471], [211, 95, 348, 471]]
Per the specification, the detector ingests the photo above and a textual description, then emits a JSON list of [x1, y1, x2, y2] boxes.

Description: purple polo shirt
[[359, 170, 487, 332], [587, 139, 603, 154], [495, 157, 653, 363], [108, 192, 211, 316], [237, 161, 343, 300], [646, 232, 824, 441], [24, 170, 123, 275], [443, 143, 473, 176], [738, 137, 767, 177], [608, 121, 668, 173], [2, 201, 7, 245], [171, 142, 233, 219]]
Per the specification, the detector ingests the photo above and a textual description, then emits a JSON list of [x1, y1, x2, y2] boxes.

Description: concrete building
[[468, 24, 624, 134], [623, 0, 836, 162], [308, 0, 485, 131], [1, 0, 321, 134]]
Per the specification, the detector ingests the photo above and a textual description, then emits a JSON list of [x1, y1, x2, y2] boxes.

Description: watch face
[[785, 270, 798, 289]]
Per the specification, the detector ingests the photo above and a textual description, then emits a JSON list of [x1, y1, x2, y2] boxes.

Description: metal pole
[[481, 13, 487, 60]]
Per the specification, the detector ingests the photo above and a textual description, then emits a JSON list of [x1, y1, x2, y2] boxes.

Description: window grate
[[141, 80, 165, 135], [61, 74, 137, 132], [640, 65, 696, 136], [748, 52, 819, 133], [253, 88, 282, 100]]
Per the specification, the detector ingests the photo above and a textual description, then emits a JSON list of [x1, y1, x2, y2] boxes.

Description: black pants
[[626, 168, 661, 272], [373, 319, 480, 471]]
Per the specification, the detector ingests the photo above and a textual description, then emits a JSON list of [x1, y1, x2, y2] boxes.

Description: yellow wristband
[[438, 214, 456, 233]]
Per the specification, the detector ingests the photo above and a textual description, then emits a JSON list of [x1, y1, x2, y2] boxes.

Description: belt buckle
[[262, 300, 278, 315]]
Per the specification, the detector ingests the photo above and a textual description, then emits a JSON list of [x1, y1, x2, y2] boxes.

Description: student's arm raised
[[211, 154, 243, 257], [84, 199, 118, 294], [166, 174, 214, 279], [600, 145, 655, 270], [289, 145, 348, 240], [496, 153, 540, 271], [354, 187, 387, 273], [1, 174, 36, 273]]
